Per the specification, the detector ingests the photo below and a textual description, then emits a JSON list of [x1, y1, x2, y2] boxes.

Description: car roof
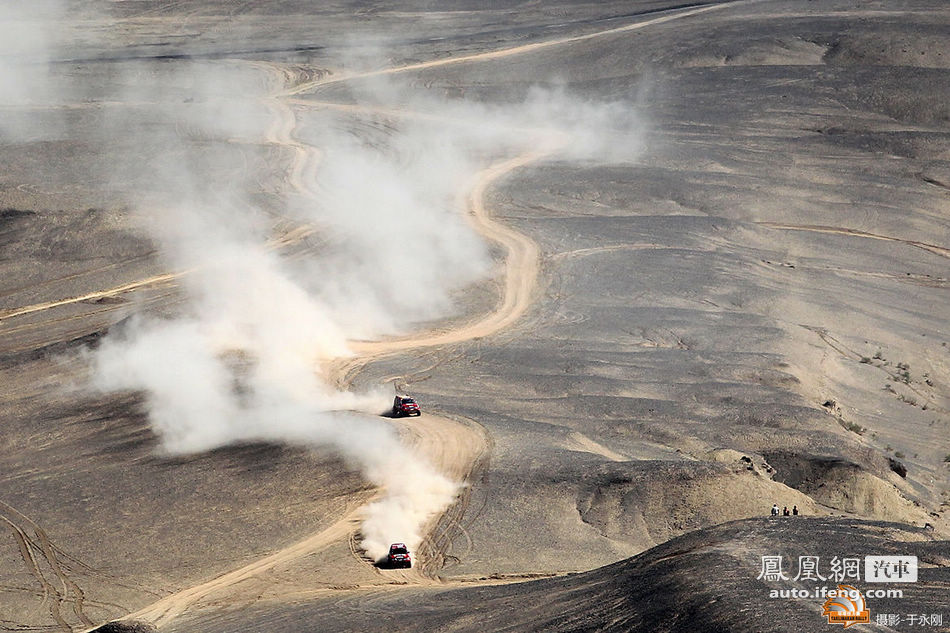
[[390, 542, 407, 548]]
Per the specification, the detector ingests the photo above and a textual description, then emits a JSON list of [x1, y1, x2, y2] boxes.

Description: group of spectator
[[770, 503, 799, 516]]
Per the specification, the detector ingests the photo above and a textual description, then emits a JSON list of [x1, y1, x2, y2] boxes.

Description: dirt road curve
[[330, 137, 565, 388], [107, 111, 522, 630], [1, 1, 744, 325], [69, 5, 747, 629], [113, 411, 485, 628], [82, 49, 540, 633], [71, 71, 548, 633], [125, 499, 366, 626]]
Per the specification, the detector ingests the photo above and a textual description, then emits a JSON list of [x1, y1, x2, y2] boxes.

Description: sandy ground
[[1, 1, 949, 632]]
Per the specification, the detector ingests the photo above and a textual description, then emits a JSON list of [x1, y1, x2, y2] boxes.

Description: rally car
[[387, 543, 412, 568], [392, 395, 421, 417]]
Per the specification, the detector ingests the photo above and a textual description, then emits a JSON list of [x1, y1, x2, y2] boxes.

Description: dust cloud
[[7, 13, 644, 559]]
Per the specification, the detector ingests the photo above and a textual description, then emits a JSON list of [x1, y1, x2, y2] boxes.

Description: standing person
[[771, 504, 780, 517], [783, 506, 790, 516], [792, 506, 799, 516]]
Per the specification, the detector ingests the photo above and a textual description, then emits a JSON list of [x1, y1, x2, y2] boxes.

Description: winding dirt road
[[56, 4, 758, 629], [329, 136, 565, 388], [75, 53, 552, 633], [0, 1, 745, 327], [108, 118, 546, 633]]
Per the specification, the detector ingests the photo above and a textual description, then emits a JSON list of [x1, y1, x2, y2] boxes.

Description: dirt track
[[79, 33, 551, 625], [70, 8, 653, 625], [330, 140, 563, 387], [120, 412, 487, 628], [5, 1, 950, 631], [1, 1, 739, 328]]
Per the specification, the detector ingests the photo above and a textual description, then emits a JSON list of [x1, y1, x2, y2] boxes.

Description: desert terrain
[[0, 1, 948, 632]]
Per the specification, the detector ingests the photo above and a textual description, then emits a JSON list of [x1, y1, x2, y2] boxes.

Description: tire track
[[0, 514, 53, 615], [0, 254, 156, 304], [0, 273, 179, 323], [757, 222, 950, 259], [1, 500, 97, 628], [800, 325, 950, 416], [0, 500, 95, 631], [416, 413, 493, 576], [0, 223, 313, 325], [348, 530, 380, 574]]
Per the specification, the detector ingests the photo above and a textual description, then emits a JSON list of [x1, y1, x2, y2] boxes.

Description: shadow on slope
[[165, 517, 949, 633]]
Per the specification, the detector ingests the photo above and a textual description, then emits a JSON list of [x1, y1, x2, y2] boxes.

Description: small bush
[[839, 420, 864, 434], [888, 457, 907, 478]]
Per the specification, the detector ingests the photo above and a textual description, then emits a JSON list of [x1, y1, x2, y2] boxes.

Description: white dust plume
[[83, 51, 643, 560]]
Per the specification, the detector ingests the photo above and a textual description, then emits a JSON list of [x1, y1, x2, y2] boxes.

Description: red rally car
[[387, 543, 412, 568], [392, 395, 421, 417]]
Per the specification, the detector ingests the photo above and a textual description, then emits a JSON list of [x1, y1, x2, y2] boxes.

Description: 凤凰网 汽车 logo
[[756, 554, 917, 584]]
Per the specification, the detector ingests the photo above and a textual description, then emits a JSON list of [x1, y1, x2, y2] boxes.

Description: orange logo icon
[[822, 585, 870, 627]]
